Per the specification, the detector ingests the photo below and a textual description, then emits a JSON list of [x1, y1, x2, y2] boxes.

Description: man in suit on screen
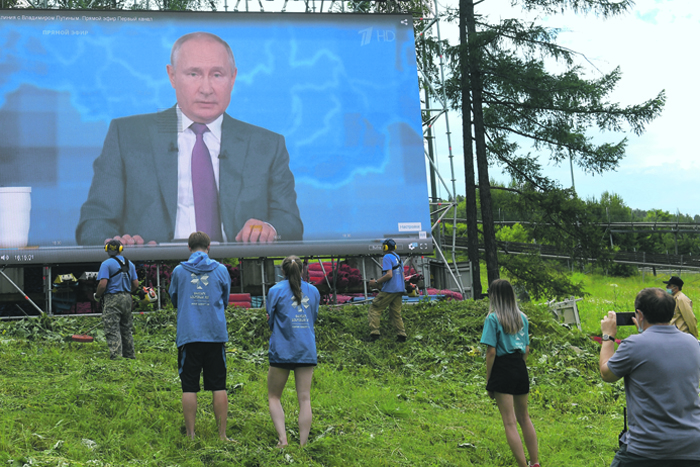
[[76, 32, 303, 246]]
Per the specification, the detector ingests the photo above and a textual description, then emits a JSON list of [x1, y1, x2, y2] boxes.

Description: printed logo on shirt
[[190, 273, 209, 290], [189, 273, 211, 305], [291, 294, 310, 329], [292, 294, 310, 312]]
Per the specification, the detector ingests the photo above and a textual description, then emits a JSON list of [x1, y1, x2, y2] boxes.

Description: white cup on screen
[[0, 187, 31, 248]]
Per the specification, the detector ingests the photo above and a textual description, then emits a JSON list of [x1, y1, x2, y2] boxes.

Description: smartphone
[[616, 312, 636, 326]]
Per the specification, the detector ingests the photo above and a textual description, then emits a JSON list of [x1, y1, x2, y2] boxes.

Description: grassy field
[[571, 269, 700, 339], [2, 269, 687, 466]]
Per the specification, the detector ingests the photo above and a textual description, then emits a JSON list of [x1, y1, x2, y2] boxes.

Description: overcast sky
[[428, 0, 700, 217]]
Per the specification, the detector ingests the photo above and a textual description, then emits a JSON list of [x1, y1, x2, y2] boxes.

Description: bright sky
[[212, 0, 697, 216], [429, 0, 700, 217]]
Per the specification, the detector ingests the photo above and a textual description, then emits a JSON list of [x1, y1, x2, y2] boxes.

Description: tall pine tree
[[443, 0, 665, 294]]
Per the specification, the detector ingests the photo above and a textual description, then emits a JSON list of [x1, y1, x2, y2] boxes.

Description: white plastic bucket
[[0, 187, 31, 248]]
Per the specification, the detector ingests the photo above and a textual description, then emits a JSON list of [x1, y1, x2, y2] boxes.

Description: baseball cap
[[663, 276, 684, 288]]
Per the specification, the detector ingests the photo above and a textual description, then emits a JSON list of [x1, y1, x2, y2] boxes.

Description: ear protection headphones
[[105, 240, 123, 254], [382, 238, 396, 252]]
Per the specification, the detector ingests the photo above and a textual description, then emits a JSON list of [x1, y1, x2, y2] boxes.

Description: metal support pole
[[432, 238, 466, 298], [240, 258, 244, 293], [260, 259, 266, 309], [0, 267, 44, 315], [44, 266, 52, 315], [331, 256, 338, 305], [156, 263, 161, 311], [317, 257, 332, 291], [361, 256, 368, 300]]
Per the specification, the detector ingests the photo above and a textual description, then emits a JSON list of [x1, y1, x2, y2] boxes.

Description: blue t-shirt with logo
[[169, 251, 231, 347], [480, 312, 529, 356], [267, 280, 321, 364], [381, 252, 404, 294], [97, 255, 137, 294]]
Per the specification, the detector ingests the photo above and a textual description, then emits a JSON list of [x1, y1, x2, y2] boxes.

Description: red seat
[[229, 293, 251, 302]]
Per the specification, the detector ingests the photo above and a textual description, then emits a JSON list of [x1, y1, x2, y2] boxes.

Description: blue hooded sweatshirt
[[267, 280, 320, 365], [169, 251, 231, 347]]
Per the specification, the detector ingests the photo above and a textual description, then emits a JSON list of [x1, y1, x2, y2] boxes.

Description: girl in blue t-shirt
[[266, 255, 320, 448], [480, 279, 540, 467]]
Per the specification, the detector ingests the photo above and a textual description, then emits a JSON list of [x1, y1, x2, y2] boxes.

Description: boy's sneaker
[[528, 463, 540, 467], [397, 335, 407, 342]]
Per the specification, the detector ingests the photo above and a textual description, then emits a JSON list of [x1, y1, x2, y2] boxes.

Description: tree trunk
[[459, 0, 482, 299], [465, 0, 499, 288]]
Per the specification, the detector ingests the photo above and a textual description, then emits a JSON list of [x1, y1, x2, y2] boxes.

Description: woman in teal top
[[480, 279, 540, 467]]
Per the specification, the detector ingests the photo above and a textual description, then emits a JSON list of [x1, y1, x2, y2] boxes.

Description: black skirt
[[486, 351, 530, 395]]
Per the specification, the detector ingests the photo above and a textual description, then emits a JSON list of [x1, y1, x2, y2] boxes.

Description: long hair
[[488, 279, 524, 335], [282, 255, 304, 305]]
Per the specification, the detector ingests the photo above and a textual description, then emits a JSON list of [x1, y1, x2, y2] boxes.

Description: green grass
[[0, 285, 638, 466], [571, 270, 700, 339]]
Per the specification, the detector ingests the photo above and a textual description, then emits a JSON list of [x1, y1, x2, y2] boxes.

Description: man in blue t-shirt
[[169, 231, 231, 441], [600, 287, 700, 466], [367, 239, 408, 342], [94, 239, 139, 360]]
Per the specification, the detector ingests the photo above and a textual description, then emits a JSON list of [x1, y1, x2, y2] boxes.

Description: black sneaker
[[397, 335, 407, 343], [369, 334, 380, 342]]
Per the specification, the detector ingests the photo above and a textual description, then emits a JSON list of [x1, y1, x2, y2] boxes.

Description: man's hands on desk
[[235, 218, 277, 243], [105, 218, 278, 245], [106, 234, 157, 246]]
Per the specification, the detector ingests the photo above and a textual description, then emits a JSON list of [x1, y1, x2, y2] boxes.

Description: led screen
[[0, 9, 431, 264]]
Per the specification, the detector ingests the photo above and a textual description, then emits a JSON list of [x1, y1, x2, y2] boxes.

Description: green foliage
[[452, 186, 700, 289], [0, 297, 626, 466], [495, 223, 529, 243], [500, 253, 586, 300], [440, 1, 665, 190]]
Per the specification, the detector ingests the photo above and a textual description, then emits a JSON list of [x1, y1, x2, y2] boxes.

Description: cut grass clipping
[[0, 288, 632, 466]]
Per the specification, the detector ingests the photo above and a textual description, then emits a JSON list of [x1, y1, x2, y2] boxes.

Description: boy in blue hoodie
[[169, 231, 231, 441]]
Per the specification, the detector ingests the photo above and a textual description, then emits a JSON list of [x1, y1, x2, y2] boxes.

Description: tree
[[459, 0, 484, 298], [443, 0, 665, 296]]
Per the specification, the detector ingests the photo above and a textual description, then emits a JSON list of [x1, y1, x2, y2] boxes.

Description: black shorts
[[486, 351, 529, 395], [269, 362, 316, 371], [178, 342, 226, 393]]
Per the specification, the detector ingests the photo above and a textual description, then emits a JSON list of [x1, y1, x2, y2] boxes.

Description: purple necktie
[[190, 123, 222, 241]]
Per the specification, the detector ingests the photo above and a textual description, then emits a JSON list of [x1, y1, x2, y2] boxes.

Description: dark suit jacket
[[76, 107, 303, 245]]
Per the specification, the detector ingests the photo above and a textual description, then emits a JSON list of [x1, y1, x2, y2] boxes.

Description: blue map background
[[0, 12, 429, 246]]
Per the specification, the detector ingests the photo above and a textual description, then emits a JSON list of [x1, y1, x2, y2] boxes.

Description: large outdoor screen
[[0, 9, 431, 265]]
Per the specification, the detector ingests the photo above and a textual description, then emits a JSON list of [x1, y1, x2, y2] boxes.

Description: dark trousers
[[611, 444, 700, 467]]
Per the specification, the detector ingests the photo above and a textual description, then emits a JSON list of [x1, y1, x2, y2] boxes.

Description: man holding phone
[[599, 288, 700, 466], [663, 276, 698, 338]]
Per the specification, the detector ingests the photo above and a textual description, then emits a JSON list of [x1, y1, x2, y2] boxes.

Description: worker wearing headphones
[[367, 238, 408, 342], [94, 239, 140, 360]]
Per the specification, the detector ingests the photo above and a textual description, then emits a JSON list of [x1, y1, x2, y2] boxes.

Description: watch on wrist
[[602, 334, 615, 342]]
